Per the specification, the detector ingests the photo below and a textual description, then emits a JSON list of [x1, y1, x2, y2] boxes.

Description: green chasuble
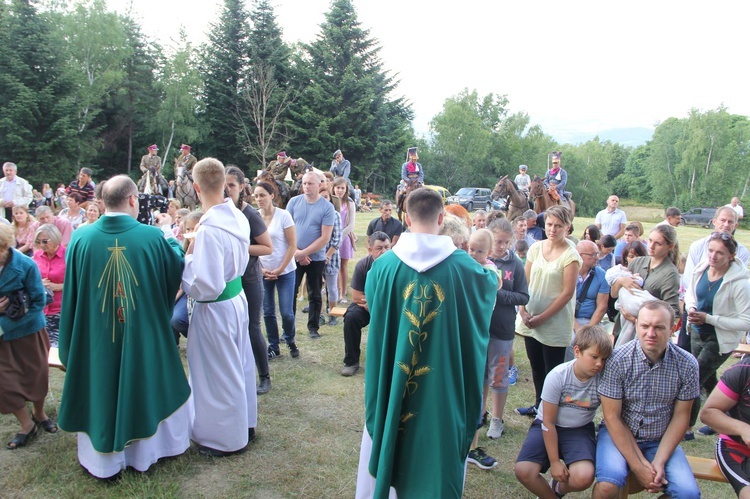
[[58, 216, 190, 453], [364, 249, 497, 497]]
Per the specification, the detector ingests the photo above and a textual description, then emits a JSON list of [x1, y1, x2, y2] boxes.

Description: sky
[[109, 0, 750, 144]]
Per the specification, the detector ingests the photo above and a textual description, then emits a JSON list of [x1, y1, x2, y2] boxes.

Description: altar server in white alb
[[182, 157, 257, 457]]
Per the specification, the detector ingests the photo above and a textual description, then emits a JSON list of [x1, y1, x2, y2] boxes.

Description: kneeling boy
[[515, 325, 612, 498]]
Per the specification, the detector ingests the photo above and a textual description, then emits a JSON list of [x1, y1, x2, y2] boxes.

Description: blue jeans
[[171, 294, 189, 344], [596, 424, 700, 498], [263, 270, 296, 351]]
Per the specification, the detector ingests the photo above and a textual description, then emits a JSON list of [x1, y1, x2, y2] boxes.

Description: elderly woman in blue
[[0, 224, 55, 450]]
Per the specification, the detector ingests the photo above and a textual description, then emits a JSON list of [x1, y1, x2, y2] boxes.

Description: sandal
[[6, 425, 38, 450], [32, 415, 58, 434]]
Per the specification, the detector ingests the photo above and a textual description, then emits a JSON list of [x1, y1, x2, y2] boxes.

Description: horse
[[528, 175, 576, 218], [395, 177, 422, 222], [175, 166, 198, 211], [137, 170, 157, 195], [491, 175, 531, 222], [256, 170, 291, 209], [137, 168, 167, 196]]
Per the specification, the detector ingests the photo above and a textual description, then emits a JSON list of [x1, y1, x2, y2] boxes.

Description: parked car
[[446, 187, 493, 211], [680, 207, 716, 228], [423, 185, 451, 204]]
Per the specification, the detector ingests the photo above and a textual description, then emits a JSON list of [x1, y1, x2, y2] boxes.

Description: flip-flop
[[6, 425, 38, 450], [32, 415, 58, 434]]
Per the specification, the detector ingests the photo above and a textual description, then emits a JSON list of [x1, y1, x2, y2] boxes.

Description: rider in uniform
[[265, 151, 304, 181], [140, 144, 167, 194], [174, 144, 197, 174], [263, 151, 307, 201]]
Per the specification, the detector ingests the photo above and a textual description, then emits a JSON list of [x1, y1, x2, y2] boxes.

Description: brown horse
[[529, 175, 576, 218], [256, 170, 291, 208], [395, 178, 422, 222], [491, 175, 530, 222]]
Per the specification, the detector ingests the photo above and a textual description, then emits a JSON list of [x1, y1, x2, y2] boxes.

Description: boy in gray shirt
[[515, 325, 613, 498]]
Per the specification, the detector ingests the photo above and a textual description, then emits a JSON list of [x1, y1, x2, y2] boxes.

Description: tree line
[[1, 0, 746, 217]]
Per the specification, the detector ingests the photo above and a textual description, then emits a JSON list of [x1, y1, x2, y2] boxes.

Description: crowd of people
[[2, 152, 750, 497]]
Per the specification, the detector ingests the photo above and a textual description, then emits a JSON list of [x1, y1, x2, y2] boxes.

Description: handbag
[[5, 290, 29, 321], [348, 232, 358, 252]]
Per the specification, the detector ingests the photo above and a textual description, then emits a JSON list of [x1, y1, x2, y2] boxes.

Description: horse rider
[[399, 147, 423, 191], [514, 164, 531, 194], [331, 149, 354, 192], [263, 150, 306, 201], [139, 144, 167, 194], [544, 151, 571, 202], [174, 144, 197, 175]]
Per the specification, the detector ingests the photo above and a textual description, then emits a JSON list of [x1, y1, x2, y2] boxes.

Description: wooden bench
[[620, 455, 726, 497], [330, 306, 348, 317], [48, 346, 65, 372], [734, 342, 750, 356]]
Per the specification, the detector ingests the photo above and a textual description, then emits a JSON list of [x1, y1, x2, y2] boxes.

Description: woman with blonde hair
[[12, 205, 39, 256], [332, 177, 356, 302], [77, 203, 100, 228], [515, 205, 581, 418]]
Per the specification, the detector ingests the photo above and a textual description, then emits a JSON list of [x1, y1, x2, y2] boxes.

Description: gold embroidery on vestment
[[398, 280, 445, 429], [98, 239, 139, 341]]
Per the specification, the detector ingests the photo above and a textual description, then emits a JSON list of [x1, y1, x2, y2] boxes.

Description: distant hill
[[554, 127, 654, 147]]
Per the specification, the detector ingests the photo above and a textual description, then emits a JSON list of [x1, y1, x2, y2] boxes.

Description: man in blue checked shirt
[[593, 301, 700, 499]]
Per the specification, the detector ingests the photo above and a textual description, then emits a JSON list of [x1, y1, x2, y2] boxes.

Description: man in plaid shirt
[[593, 301, 700, 499]]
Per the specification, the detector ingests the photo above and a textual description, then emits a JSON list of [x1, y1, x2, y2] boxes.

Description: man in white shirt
[[595, 195, 627, 239], [725, 197, 744, 221], [655, 207, 682, 228], [0, 162, 33, 222]]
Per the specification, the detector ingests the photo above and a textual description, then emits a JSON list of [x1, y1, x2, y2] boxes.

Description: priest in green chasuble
[[356, 188, 497, 498], [58, 176, 190, 479]]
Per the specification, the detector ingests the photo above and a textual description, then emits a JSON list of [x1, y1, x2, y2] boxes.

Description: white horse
[[138, 170, 156, 195], [175, 166, 198, 211]]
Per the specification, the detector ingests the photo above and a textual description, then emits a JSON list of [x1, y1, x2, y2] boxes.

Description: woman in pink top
[[12, 205, 39, 256], [31, 224, 65, 347]]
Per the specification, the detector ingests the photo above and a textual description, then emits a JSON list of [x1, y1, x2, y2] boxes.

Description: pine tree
[[0, 0, 78, 186], [239, 0, 295, 166], [248, 0, 291, 86], [289, 0, 413, 188], [96, 15, 162, 179], [199, 0, 251, 167]]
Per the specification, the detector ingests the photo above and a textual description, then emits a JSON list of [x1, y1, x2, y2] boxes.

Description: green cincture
[[197, 277, 242, 303]]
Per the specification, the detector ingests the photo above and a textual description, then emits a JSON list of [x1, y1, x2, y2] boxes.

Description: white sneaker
[[487, 418, 504, 439]]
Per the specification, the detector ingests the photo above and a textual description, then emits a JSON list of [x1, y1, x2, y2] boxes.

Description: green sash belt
[[197, 277, 242, 303]]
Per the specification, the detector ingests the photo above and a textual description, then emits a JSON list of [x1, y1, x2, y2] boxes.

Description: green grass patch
[[0, 208, 742, 497]]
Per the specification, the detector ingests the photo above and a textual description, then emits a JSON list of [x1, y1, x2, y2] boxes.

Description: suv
[[446, 187, 493, 211], [680, 207, 716, 228]]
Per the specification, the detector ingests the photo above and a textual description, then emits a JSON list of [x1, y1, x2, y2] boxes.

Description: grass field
[[0, 207, 745, 498]]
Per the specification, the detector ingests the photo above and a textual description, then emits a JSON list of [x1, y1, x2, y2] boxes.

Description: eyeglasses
[[579, 252, 600, 258], [34, 239, 50, 245]]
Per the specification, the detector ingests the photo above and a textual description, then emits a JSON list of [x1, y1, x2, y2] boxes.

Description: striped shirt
[[599, 340, 699, 442]]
